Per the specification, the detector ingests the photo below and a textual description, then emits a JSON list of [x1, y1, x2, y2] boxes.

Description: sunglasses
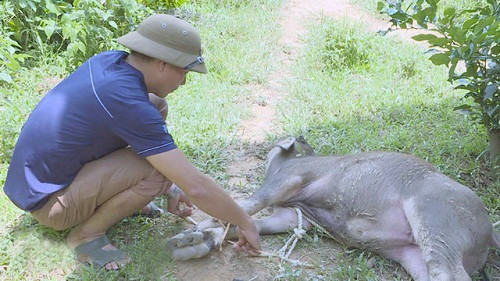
[[184, 56, 205, 71]]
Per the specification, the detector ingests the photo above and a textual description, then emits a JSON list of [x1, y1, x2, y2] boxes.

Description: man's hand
[[166, 185, 194, 217], [234, 223, 261, 256]]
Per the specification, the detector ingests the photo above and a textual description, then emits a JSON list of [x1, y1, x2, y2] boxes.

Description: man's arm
[[146, 148, 260, 253]]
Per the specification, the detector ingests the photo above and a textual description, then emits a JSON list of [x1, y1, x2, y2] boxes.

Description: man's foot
[[73, 235, 131, 270], [139, 201, 165, 218]]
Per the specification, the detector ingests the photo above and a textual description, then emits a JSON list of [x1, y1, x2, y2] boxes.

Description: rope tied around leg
[[277, 207, 306, 260], [222, 207, 314, 268]]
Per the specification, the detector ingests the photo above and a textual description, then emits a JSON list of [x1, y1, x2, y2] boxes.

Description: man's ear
[[157, 60, 168, 72]]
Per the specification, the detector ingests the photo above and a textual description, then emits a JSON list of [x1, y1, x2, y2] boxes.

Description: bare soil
[[172, 1, 425, 280]]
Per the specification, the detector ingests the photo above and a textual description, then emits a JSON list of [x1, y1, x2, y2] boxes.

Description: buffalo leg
[[169, 207, 312, 260]]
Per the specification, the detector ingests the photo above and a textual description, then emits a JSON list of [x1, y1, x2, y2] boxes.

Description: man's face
[[155, 62, 188, 98]]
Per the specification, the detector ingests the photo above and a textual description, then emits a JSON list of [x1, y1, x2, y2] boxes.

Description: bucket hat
[[117, 14, 207, 73]]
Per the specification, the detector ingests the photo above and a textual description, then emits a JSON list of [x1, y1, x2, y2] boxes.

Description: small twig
[[226, 241, 314, 268], [184, 217, 198, 225], [220, 222, 231, 251]]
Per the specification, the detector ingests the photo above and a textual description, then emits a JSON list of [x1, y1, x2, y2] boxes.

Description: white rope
[[274, 206, 343, 269], [277, 207, 307, 260], [214, 206, 337, 269], [290, 210, 345, 247], [302, 215, 337, 241]]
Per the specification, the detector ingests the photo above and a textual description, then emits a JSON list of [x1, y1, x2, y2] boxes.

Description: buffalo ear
[[296, 136, 315, 156], [275, 136, 296, 151]]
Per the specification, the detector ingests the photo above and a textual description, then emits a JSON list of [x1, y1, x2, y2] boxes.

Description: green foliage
[[329, 251, 378, 280], [0, 1, 30, 83], [378, 0, 500, 131], [139, 0, 189, 8], [322, 21, 372, 72], [0, 0, 276, 84], [280, 17, 485, 165], [0, 0, 153, 78]]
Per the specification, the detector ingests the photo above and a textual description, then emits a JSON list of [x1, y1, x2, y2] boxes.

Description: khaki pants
[[32, 94, 171, 230]]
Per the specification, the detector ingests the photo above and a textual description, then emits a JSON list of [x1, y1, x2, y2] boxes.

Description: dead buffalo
[[169, 136, 500, 281]]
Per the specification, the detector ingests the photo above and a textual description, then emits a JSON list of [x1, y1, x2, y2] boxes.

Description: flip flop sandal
[[74, 236, 129, 268], [143, 201, 165, 218], [132, 201, 166, 218]]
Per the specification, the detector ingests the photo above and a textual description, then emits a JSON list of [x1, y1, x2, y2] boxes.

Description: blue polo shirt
[[3, 51, 177, 211]]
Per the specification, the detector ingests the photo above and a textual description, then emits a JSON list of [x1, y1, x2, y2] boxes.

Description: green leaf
[[426, 0, 437, 7], [412, 34, 437, 41], [77, 42, 86, 54], [109, 20, 118, 29], [448, 57, 459, 80], [480, 7, 491, 16], [413, 10, 428, 27], [450, 27, 466, 44], [455, 104, 472, 110], [484, 83, 498, 100], [66, 42, 79, 55], [377, 1, 386, 11], [44, 21, 56, 38], [429, 53, 449, 65], [465, 62, 479, 77], [444, 7, 455, 19], [387, 7, 398, 16], [454, 104, 474, 115], [474, 16, 495, 35], [428, 37, 448, 47], [492, 45, 500, 55], [4, 57, 21, 71], [487, 105, 498, 117], [0, 72, 12, 83], [472, 32, 487, 44], [45, 0, 61, 15], [462, 18, 478, 31], [27, 1, 37, 12]]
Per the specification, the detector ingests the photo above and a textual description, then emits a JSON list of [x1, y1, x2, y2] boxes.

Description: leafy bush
[[0, 0, 191, 83], [322, 22, 372, 72], [139, 0, 189, 8], [378, 0, 499, 132], [378, 0, 499, 159], [0, 1, 30, 83]]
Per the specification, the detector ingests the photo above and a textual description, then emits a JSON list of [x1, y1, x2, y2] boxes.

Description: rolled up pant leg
[[32, 147, 172, 231]]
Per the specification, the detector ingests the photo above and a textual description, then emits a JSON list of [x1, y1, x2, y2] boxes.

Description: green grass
[[1, 0, 499, 280], [279, 18, 486, 163], [281, 15, 499, 213], [166, 0, 282, 179]]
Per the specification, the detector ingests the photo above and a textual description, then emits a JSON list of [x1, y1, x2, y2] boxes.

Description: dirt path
[[237, 0, 424, 145], [173, 1, 419, 280]]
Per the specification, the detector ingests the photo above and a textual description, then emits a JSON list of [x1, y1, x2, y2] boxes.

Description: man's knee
[[31, 202, 77, 231], [148, 93, 168, 120], [130, 170, 172, 197]]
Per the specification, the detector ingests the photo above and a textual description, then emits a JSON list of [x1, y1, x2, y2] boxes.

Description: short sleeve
[[110, 99, 177, 157]]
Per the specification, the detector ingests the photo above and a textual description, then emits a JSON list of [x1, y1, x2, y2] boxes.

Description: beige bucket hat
[[117, 14, 207, 73]]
